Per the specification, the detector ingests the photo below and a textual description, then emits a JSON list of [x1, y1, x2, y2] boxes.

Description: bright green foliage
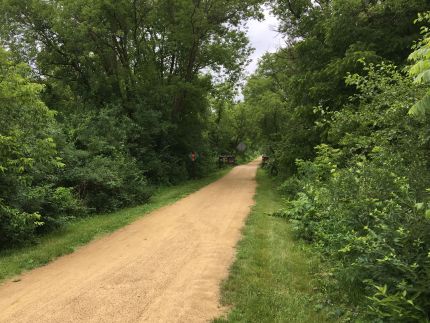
[[55, 105, 152, 212], [2, 2, 430, 321], [409, 12, 430, 117], [245, 2, 430, 320], [242, 57, 314, 175], [2, 0, 260, 168], [274, 64, 430, 321], [0, 48, 81, 247], [243, 0, 430, 176], [0, 0, 263, 248], [0, 48, 57, 180]]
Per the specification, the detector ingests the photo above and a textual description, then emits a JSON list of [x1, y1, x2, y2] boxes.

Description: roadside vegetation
[[235, 2, 430, 321], [0, 0, 259, 249], [215, 170, 334, 323], [0, 168, 229, 282], [2, 0, 430, 321]]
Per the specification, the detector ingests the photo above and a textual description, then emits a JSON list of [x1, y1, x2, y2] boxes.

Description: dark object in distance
[[219, 155, 236, 167], [262, 155, 269, 166]]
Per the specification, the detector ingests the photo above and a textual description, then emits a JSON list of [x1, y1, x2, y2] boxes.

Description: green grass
[[0, 168, 231, 283], [214, 169, 334, 323]]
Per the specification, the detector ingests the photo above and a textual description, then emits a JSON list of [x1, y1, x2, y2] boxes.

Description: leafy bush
[[409, 11, 430, 117], [0, 48, 81, 245], [62, 151, 151, 213], [0, 203, 42, 248], [277, 175, 302, 198], [22, 186, 85, 233], [275, 63, 430, 321], [55, 105, 153, 212]]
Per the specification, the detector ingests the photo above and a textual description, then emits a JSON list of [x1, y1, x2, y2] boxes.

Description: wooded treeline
[[237, 0, 430, 321], [3, 0, 430, 321], [0, 0, 261, 248]]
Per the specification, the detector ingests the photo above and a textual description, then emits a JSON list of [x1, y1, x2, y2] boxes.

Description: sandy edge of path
[[0, 159, 260, 323]]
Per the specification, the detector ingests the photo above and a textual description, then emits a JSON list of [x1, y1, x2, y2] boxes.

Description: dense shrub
[[64, 154, 151, 212], [275, 64, 430, 321], [0, 204, 42, 248], [20, 185, 84, 233], [0, 48, 81, 246]]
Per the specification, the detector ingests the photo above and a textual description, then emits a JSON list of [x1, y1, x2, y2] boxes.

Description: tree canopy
[[237, 1, 430, 320], [1, 0, 430, 320]]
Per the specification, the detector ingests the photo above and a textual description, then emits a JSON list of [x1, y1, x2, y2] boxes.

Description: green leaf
[[409, 93, 430, 117], [415, 202, 424, 210], [415, 69, 430, 83]]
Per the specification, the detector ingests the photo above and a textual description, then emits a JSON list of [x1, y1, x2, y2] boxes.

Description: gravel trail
[[0, 160, 259, 323]]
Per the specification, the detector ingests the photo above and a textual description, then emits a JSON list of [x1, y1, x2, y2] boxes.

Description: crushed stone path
[[0, 160, 259, 323]]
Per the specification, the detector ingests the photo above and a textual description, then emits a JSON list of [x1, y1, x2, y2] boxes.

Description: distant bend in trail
[[0, 160, 260, 323]]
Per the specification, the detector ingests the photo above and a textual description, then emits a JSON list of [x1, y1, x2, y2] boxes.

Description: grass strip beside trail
[[215, 169, 333, 323], [0, 168, 230, 283]]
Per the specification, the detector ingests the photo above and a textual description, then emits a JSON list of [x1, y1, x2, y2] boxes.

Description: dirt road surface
[[0, 160, 259, 323]]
